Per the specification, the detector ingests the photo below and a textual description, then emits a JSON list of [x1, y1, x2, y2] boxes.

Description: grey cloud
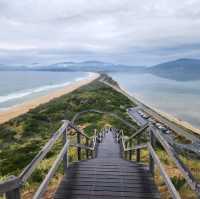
[[0, 0, 200, 65]]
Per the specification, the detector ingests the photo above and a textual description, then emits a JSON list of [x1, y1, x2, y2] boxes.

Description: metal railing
[[0, 120, 104, 199]]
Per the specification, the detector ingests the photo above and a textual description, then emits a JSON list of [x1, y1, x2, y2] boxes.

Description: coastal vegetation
[[0, 75, 199, 198], [0, 77, 138, 197]]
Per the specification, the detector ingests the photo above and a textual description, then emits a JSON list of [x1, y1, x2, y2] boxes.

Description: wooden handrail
[[113, 126, 200, 198], [0, 120, 103, 199], [125, 123, 149, 143], [116, 127, 147, 152], [68, 122, 91, 140], [70, 143, 93, 150], [33, 140, 70, 199], [124, 144, 147, 152], [0, 120, 70, 197], [150, 126, 200, 193], [19, 120, 69, 182], [2, 115, 199, 199], [148, 143, 181, 199]]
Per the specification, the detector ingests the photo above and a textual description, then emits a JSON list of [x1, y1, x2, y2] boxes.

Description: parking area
[[127, 106, 200, 155], [127, 107, 172, 135], [127, 107, 148, 126]]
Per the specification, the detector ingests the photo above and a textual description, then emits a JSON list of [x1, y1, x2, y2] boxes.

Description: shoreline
[[120, 85, 200, 136], [0, 73, 99, 124]]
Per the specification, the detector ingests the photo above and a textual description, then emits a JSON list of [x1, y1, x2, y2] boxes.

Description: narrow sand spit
[[0, 73, 99, 124]]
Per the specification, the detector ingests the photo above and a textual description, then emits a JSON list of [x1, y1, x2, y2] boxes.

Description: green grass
[[1, 77, 198, 199], [0, 80, 137, 182]]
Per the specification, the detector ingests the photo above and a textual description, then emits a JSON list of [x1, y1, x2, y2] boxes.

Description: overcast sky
[[0, 0, 200, 65]]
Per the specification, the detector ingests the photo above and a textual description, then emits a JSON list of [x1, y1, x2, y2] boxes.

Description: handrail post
[[92, 130, 97, 158], [63, 122, 68, 174], [149, 128, 155, 177], [136, 136, 141, 162], [92, 147, 95, 158], [77, 132, 81, 161], [86, 138, 89, 159], [6, 188, 21, 199], [125, 141, 128, 159], [129, 140, 132, 160], [5, 176, 21, 199]]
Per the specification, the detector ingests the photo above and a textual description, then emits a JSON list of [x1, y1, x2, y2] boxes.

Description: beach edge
[[0, 72, 100, 124]]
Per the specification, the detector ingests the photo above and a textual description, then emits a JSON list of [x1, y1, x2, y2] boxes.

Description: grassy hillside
[[0, 77, 199, 199], [0, 79, 138, 197]]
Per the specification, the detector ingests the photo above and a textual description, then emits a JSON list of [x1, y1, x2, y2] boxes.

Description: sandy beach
[[0, 73, 99, 124]]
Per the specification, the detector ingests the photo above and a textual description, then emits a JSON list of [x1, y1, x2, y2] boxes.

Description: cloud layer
[[0, 0, 200, 65]]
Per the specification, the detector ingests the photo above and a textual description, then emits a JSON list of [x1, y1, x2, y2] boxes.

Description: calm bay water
[[0, 71, 88, 111], [109, 72, 200, 129]]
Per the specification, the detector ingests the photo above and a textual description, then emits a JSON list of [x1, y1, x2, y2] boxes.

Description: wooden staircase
[[1, 115, 200, 199], [54, 129, 160, 199]]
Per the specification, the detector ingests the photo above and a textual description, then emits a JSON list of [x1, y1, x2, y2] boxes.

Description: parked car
[[148, 118, 156, 124], [143, 114, 150, 119], [155, 123, 162, 127], [138, 110, 143, 115], [165, 130, 172, 134]]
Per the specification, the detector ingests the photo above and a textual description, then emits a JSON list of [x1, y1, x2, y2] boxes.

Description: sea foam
[[0, 81, 74, 104]]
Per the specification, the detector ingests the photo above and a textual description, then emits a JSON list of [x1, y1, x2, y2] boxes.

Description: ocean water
[[109, 72, 200, 129], [0, 71, 88, 111]]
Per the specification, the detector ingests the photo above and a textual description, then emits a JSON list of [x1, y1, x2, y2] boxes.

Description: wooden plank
[[55, 189, 160, 198], [60, 180, 156, 187], [62, 177, 155, 184]]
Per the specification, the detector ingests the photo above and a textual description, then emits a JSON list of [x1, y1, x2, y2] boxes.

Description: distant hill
[[36, 61, 146, 73], [148, 58, 200, 81], [1, 59, 200, 81], [0, 61, 146, 73], [0, 64, 28, 71]]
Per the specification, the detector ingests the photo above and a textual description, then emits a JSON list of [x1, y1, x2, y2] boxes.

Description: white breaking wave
[[0, 72, 91, 107], [0, 77, 84, 104]]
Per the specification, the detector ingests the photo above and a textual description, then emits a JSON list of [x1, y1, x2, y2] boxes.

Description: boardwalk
[[54, 130, 160, 199]]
